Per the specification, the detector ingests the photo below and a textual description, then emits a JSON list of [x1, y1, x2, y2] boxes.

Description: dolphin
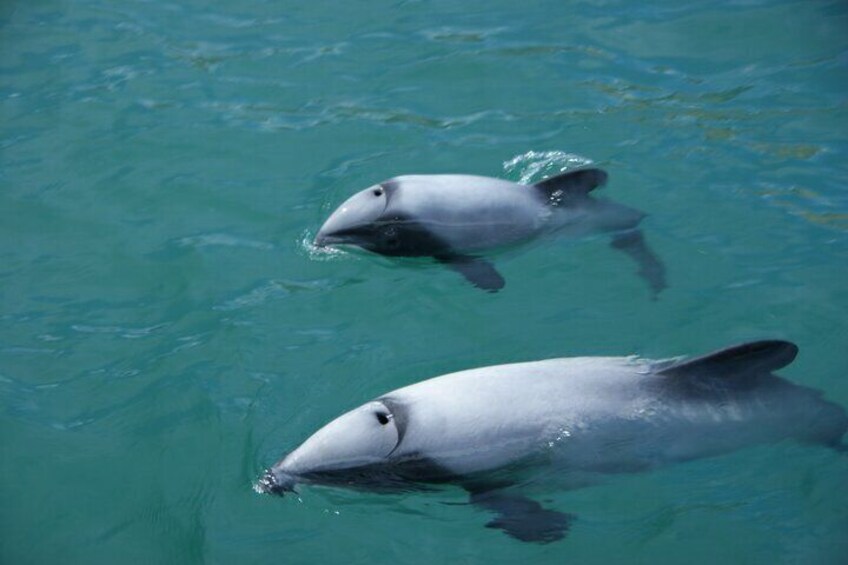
[[314, 169, 666, 294], [258, 340, 846, 543]]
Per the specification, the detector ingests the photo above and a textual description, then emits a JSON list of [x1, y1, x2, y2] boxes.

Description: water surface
[[2, 0, 847, 563]]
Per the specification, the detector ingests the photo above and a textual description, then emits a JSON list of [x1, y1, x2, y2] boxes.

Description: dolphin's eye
[[372, 187, 384, 197], [375, 412, 391, 425]]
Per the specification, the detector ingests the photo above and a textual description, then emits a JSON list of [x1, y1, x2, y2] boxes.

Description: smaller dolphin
[[258, 341, 846, 543], [314, 169, 666, 293]]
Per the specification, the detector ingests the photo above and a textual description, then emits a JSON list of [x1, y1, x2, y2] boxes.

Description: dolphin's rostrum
[[314, 169, 666, 294], [259, 341, 847, 543]]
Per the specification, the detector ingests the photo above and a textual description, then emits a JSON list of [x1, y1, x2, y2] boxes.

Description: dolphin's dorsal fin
[[657, 340, 798, 382], [532, 168, 608, 206]]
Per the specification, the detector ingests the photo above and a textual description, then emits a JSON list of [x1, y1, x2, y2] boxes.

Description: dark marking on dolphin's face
[[315, 180, 451, 257], [260, 399, 410, 495]]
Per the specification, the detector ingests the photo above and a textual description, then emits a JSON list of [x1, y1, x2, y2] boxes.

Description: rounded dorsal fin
[[657, 340, 799, 382], [532, 168, 608, 205]]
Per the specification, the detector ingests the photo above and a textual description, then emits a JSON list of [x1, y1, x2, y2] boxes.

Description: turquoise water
[[2, 0, 847, 562]]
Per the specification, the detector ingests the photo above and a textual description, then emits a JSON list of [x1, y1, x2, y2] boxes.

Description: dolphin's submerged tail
[[531, 169, 667, 297], [655, 340, 848, 447]]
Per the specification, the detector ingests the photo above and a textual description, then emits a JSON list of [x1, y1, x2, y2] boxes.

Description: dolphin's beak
[[257, 468, 297, 496], [313, 227, 350, 248], [314, 223, 373, 248], [313, 230, 331, 247], [315, 185, 389, 248]]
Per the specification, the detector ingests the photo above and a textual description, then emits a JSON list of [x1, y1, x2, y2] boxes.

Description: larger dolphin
[[258, 341, 846, 543], [314, 169, 666, 294]]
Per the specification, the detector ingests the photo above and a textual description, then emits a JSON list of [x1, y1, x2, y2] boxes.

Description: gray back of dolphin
[[259, 341, 847, 543], [380, 341, 843, 478], [314, 168, 666, 294]]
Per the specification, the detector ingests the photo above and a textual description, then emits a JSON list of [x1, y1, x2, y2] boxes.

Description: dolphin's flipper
[[610, 230, 667, 297], [436, 255, 505, 292], [470, 491, 575, 543]]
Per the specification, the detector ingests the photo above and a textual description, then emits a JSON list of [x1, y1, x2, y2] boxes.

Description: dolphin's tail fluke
[[830, 442, 848, 455], [610, 229, 667, 298]]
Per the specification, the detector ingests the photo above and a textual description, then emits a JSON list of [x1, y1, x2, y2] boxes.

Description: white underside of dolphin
[[314, 168, 667, 294], [260, 341, 847, 543]]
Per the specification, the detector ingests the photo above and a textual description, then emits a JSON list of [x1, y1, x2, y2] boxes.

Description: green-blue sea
[[2, 0, 847, 563]]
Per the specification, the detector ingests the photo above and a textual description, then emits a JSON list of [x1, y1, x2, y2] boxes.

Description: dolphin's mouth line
[[313, 234, 353, 247], [314, 223, 380, 248]]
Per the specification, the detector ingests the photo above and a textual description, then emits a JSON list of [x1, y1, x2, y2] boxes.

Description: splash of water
[[298, 229, 352, 261], [503, 150, 594, 185]]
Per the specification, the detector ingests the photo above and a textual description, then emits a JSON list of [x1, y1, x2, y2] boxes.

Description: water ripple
[[503, 150, 595, 184], [420, 26, 507, 44], [70, 323, 169, 339], [214, 278, 341, 311], [176, 233, 275, 251]]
